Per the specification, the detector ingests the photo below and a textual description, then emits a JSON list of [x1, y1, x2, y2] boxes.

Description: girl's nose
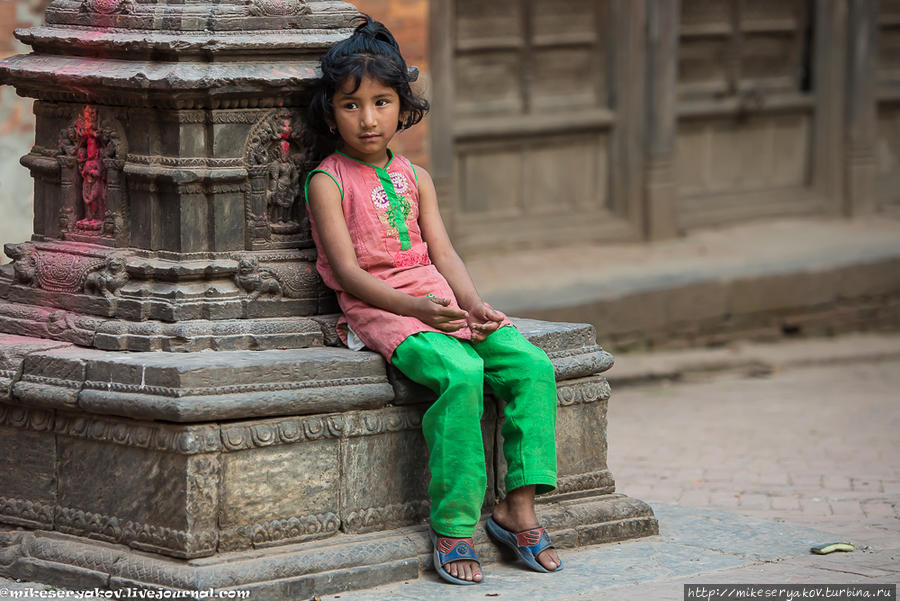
[[360, 106, 377, 127]]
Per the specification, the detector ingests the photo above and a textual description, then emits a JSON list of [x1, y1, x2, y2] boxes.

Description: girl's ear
[[398, 111, 410, 131]]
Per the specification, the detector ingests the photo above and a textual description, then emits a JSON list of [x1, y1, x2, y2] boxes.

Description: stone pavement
[[2, 334, 898, 600]]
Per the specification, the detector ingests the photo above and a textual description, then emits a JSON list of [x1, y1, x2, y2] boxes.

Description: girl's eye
[[342, 102, 358, 110], [376, 99, 390, 106]]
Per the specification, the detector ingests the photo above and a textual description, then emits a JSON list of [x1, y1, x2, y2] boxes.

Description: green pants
[[392, 326, 558, 537]]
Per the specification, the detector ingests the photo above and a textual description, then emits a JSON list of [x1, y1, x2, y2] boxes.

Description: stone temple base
[[0, 319, 657, 596], [1, 494, 654, 599]]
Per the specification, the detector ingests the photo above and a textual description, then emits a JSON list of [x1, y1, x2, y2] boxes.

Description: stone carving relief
[[83, 255, 129, 299], [246, 0, 311, 17], [33, 251, 105, 294], [219, 512, 339, 551], [58, 106, 125, 240], [245, 110, 312, 248], [234, 256, 283, 301], [80, 0, 135, 14], [344, 500, 430, 532], [4, 243, 37, 287]]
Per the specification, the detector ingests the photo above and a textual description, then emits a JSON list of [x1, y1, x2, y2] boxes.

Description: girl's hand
[[411, 296, 469, 332], [466, 302, 507, 343]]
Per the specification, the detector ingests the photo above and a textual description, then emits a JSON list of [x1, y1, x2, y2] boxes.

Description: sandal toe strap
[[515, 527, 554, 557], [436, 538, 480, 565]]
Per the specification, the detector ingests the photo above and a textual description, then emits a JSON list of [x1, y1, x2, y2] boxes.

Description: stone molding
[[79, 375, 385, 399], [555, 469, 616, 495], [0, 403, 427, 453], [0, 496, 55, 528], [556, 376, 611, 406], [126, 155, 247, 168], [219, 512, 340, 551], [1, 376, 609, 454], [54, 506, 217, 559], [343, 501, 430, 533]]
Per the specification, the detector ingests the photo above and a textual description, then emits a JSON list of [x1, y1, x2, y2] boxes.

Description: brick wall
[[351, 0, 432, 169]]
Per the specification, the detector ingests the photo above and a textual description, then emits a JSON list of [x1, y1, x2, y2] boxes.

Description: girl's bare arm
[[415, 166, 506, 333], [306, 172, 468, 332]]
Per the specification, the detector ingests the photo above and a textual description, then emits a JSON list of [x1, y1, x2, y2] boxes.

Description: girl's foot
[[433, 534, 483, 583], [492, 487, 561, 571]]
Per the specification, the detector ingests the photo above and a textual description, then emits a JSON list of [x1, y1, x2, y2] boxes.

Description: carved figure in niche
[[234, 256, 283, 301], [78, 136, 106, 224], [84, 255, 129, 299], [4, 243, 37, 287], [266, 120, 301, 225], [58, 106, 122, 236]]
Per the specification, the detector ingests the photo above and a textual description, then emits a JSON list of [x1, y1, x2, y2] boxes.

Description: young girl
[[305, 15, 562, 585]]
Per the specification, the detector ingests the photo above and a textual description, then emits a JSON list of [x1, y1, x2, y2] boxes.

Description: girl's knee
[[519, 344, 556, 384], [445, 353, 485, 392]]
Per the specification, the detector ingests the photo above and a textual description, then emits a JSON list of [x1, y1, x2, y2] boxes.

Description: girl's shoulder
[[387, 151, 420, 185]]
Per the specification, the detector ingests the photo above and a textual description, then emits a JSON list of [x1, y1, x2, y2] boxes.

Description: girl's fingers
[[427, 296, 451, 307], [436, 306, 468, 320]]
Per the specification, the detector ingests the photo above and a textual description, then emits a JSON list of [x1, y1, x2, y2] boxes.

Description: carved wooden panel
[[879, 0, 900, 88], [876, 106, 900, 205], [878, 2, 900, 205], [675, 0, 818, 227], [451, 0, 623, 254], [676, 114, 809, 198], [453, 132, 612, 253], [678, 0, 809, 99]]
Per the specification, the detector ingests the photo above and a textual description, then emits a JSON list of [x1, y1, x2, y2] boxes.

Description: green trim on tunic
[[335, 149, 411, 251], [304, 169, 343, 204]]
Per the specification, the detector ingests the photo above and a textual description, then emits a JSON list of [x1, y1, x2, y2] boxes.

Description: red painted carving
[[74, 107, 106, 229], [267, 119, 301, 225]]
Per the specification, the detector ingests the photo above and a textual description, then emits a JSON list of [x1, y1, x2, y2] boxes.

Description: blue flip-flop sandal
[[485, 516, 563, 573], [430, 529, 484, 585]]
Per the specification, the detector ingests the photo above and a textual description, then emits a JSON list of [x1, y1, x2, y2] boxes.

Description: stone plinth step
[[0, 494, 656, 600]]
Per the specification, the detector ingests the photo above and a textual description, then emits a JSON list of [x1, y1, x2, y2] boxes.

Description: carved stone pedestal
[[0, 320, 657, 597]]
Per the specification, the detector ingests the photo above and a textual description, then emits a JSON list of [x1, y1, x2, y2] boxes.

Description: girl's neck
[[338, 146, 394, 169]]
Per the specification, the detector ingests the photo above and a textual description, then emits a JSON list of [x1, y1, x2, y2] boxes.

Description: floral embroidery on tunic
[[394, 249, 430, 268], [371, 173, 413, 241]]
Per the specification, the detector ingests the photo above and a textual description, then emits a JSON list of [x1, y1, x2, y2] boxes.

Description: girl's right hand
[[410, 296, 469, 332]]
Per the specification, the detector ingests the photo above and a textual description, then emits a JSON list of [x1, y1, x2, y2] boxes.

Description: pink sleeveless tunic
[[307, 150, 505, 363]]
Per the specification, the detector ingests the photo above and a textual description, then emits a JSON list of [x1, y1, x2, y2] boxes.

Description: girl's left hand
[[467, 302, 506, 343]]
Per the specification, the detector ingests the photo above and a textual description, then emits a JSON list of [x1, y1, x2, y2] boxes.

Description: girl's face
[[331, 74, 402, 166]]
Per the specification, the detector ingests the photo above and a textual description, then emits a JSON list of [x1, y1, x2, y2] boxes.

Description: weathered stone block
[[342, 419, 430, 533], [553, 379, 615, 497], [220, 438, 340, 551], [0, 421, 56, 528], [56, 437, 218, 558]]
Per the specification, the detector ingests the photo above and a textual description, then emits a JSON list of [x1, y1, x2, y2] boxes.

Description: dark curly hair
[[307, 15, 430, 142]]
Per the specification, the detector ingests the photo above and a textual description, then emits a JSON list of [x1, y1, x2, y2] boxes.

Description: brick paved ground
[[607, 356, 900, 549]]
